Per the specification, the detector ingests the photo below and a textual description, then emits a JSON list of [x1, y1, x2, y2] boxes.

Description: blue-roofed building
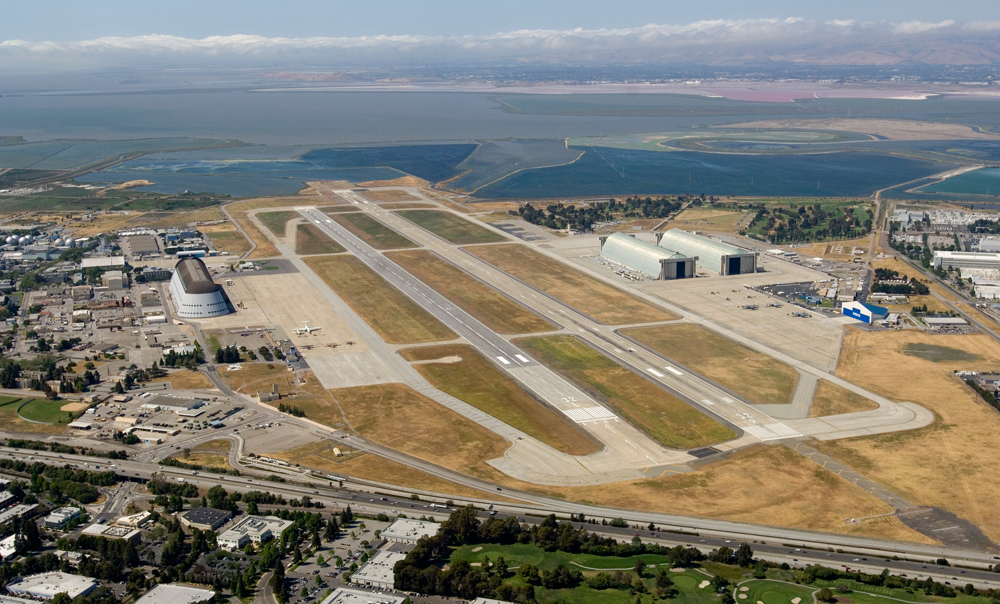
[[842, 301, 888, 324], [598, 233, 694, 279]]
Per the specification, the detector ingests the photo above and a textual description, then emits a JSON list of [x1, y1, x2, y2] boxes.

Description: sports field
[[387, 250, 554, 334], [0, 397, 65, 434], [814, 328, 1000, 543], [622, 324, 798, 405], [332, 212, 417, 249], [809, 380, 880, 418], [258, 210, 297, 237], [468, 244, 677, 325], [304, 255, 456, 344], [516, 335, 736, 449], [310, 383, 511, 476], [401, 344, 600, 455], [18, 399, 77, 424], [295, 223, 346, 255], [396, 210, 507, 244]]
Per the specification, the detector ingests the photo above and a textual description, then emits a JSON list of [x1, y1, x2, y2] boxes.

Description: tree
[[634, 559, 647, 577], [15, 516, 41, 554], [817, 588, 835, 602], [270, 560, 289, 604], [735, 542, 754, 567]]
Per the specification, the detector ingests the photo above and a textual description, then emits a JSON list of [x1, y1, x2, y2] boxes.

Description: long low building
[[382, 518, 441, 544], [135, 584, 217, 604], [320, 587, 408, 604], [598, 233, 694, 279], [656, 229, 756, 275], [933, 250, 1000, 271], [168, 257, 231, 318], [350, 551, 407, 589]]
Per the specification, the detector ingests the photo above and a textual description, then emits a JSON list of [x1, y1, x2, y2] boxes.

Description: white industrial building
[[320, 587, 408, 604], [135, 583, 217, 604], [933, 250, 1000, 271], [168, 257, 231, 318], [350, 551, 407, 589], [656, 229, 756, 275], [80, 256, 125, 269], [382, 518, 441, 544], [6, 572, 98, 600], [44, 507, 81, 529], [976, 237, 1000, 253], [218, 515, 295, 551], [598, 233, 694, 279]]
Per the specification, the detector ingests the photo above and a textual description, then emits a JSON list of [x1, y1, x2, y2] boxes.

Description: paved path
[[787, 441, 917, 511]]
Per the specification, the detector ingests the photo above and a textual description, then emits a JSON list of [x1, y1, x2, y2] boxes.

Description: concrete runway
[[296, 205, 694, 478]]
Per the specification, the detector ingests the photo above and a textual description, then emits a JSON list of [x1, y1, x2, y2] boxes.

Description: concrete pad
[[308, 351, 401, 389]]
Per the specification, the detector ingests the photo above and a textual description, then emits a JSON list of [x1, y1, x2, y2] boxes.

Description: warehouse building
[[656, 229, 756, 275], [6, 572, 98, 600], [598, 233, 694, 279], [933, 250, 1000, 271], [350, 551, 407, 589], [320, 587, 408, 604], [168, 257, 232, 318], [135, 584, 216, 604], [382, 518, 441, 544], [842, 301, 888, 324]]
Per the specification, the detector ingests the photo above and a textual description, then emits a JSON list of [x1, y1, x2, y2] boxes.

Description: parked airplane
[[294, 321, 322, 335]]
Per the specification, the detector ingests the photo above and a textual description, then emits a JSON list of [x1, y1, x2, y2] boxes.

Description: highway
[[2, 446, 999, 590]]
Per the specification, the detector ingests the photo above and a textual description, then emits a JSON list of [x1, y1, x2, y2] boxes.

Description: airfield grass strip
[[258, 210, 297, 237], [331, 212, 417, 250], [622, 323, 799, 406], [516, 335, 737, 449], [295, 223, 346, 255], [467, 243, 676, 325], [401, 344, 600, 455], [387, 250, 554, 335], [304, 255, 455, 344], [396, 210, 507, 244]]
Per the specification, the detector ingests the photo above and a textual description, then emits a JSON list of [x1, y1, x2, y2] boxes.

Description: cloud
[[0, 18, 997, 67]]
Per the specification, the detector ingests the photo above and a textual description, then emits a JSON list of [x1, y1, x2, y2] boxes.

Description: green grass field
[[304, 255, 455, 344], [516, 335, 736, 449], [18, 399, 76, 424], [205, 230, 251, 253], [332, 212, 417, 249], [258, 210, 297, 237], [295, 223, 346, 255], [387, 249, 555, 334], [738, 580, 816, 604], [401, 344, 599, 455], [622, 324, 799, 406], [397, 210, 507, 244]]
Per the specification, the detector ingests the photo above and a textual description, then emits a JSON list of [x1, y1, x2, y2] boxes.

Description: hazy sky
[[1, 0, 990, 40]]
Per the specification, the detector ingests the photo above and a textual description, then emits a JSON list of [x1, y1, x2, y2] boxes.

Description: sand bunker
[[699, 581, 711, 589], [60, 402, 90, 412]]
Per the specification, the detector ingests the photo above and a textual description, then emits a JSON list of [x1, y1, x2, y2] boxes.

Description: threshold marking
[[514, 354, 530, 363], [701, 399, 715, 406], [667, 367, 683, 376], [497, 356, 511, 365], [647, 368, 664, 377]]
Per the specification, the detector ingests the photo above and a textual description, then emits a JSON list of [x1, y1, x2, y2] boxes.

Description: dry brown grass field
[[809, 380, 880, 418], [622, 324, 798, 405], [142, 206, 225, 228], [879, 294, 949, 315], [814, 328, 1000, 543], [515, 335, 736, 449], [150, 370, 214, 390], [304, 255, 456, 344], [227, 196, 318, 257], [666, 209, 745, 233], [544, 445, 935, 543], [400, 344, 600, 455], [387, 250, 555, 334], [300, 383, 511, 478], [796, 236, 872, 260], [295, 223, 346, 255], [219, 363, 293, 394], [361, 190, 420, 202], [205, 229, 251, 253], [271, 441, 517, 501], [467, 244, 677, 325], [174, 439, 233, 470]]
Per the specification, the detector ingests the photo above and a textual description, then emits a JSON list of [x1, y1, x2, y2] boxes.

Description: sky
[[0, 1, 997, 70], [2, 0, 990, 40]]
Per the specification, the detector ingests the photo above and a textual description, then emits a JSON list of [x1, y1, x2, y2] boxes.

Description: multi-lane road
[[3, 446, 999, 589]]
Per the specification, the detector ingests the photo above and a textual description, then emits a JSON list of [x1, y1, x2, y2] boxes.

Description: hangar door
[[727, 257, 742, 275], [676, 262, 686, 278]]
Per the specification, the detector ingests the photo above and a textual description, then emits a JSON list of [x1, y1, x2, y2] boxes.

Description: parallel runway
[[296, 205, 689, 471]]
